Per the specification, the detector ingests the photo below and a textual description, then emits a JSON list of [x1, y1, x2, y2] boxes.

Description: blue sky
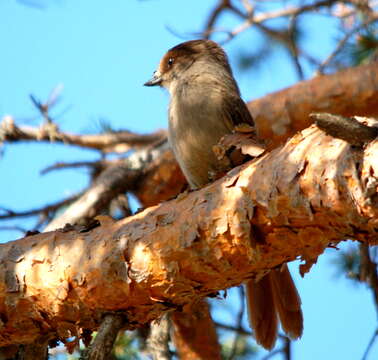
[[0, 1, 377, 359]]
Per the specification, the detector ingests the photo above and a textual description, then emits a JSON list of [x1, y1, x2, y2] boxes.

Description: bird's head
[[144, 39, 233, 91]]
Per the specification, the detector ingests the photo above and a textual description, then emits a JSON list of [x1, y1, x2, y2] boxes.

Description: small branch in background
[[317, 13, 378, 74], [203, 0, 234, 39], [311, 113, 378, 146], [16, 338, 49, 360], [283, 336, 291, 360], [40, 160, 107, 175], [30, 94, 53, 124], [208, 0, 336, 41], [361, 328, 378, 360], [0, 225, 28, 234], [241, 0, 253, 16], [215, 322, 252, 336], [201, 0, 377, 81], [0, 194, 79, 220], [43, 164, 139, 231], [83, 314, 124, 360], [0, 115, 167, 153], [146, 314, 171, 360], [262, 347, 285, 360], [227, 286, 246, 360], [359, 244, 378, 315], [44, 140, 169, 231]]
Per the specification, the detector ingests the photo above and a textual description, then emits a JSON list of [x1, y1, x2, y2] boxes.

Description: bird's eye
[[167, 57, 174, 67]]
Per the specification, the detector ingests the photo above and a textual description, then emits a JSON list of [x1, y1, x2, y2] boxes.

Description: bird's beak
[[144, 71, 162, 86]]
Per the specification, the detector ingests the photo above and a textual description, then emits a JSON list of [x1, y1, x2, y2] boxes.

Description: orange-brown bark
[[135, 149, 220, 359], [0, 123, 377, 347], [249, 62, 378, 148], [134, 148, 187, 208]]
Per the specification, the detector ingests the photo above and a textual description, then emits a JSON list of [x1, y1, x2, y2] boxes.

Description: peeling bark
[[0, 124, 377, 347]]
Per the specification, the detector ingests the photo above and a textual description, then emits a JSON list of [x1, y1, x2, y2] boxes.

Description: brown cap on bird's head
[[144, 40, 233, 88]]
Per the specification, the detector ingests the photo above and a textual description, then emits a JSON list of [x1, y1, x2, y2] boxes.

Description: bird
[[144, 39, 303, 350]]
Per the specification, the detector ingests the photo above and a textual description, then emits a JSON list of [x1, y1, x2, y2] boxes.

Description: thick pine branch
[[248, 62, 378, 147], [0, 123, 377, 348]]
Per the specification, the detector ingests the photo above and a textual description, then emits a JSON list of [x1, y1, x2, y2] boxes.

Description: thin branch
[[317, 13, 378, 74], [0, 115, 167, 153], [0, 226, 28, 234], [0, 194, 79, 220], [262, 347, 285, 360], [228, 286, 246, 360], [359, 244, 378, 316], [204, 0, 233, 39], [146, 314, 171, 360], [283, 337, 291, 360], [44, 140, 169, 231], [30, 94, 53, 124], [222, 0, 336, 40], [83, 314, 124, 360], [215, 322, 252, 336], [361, 328, 378, 360], [241, 0, 254, 16], [40, 159, 119, 176]]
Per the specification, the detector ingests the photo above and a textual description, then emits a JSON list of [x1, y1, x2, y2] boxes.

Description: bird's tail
[[245, 264, 303, 350]]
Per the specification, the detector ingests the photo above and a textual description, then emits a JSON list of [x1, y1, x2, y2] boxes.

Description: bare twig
[[83, 314, 124, 360], [44, 140, 169, 231], [228, 286, 246, 360], [215, 321, 252, 336], [222, 0, 336, 40], [359, 244, 378, 315], [0, 194, 79, 220], [146, 314, 171, 360], [361, 328, 378, 360], [204, 0, 234, 39], [241, 0, 254, 16], [40, 159, 118, 176], [283, 337, 291, 360], [262, 347, 285, 360], [0, 116, 167, 153], [317, 13, 378, 74], [0, 225, 28, 234]]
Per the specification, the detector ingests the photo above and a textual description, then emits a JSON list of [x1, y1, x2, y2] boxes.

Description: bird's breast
[[168, 92, 232, 188]]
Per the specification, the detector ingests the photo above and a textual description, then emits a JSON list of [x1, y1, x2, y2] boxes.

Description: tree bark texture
[[1, 122, 378, 348], [249, 62, 378, 147]]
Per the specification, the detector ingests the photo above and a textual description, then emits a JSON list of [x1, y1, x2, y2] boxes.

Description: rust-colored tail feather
[[270, 264, 303, 340], [246, 265, 303, 350], [246, 275, 278, 350]]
